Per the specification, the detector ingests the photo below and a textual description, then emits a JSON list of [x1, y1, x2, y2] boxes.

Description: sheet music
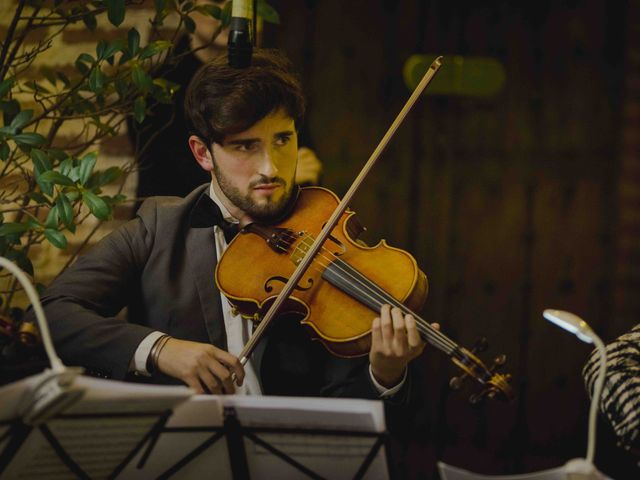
[[65, 376, 192, 415], [224, 394, 386, 432], [245, 432, 385, 480], [4, 416, 161, 480], [218, 396, 387, 479]]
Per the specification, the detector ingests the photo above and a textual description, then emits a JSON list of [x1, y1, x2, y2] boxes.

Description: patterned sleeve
[[583, 324, 640, 451]]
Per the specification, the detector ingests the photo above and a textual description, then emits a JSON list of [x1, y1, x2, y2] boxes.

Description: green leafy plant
[[0, 0, 264, 369]]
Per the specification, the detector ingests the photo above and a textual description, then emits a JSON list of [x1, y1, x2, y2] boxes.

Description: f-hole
[[265, 276, 314, 293]]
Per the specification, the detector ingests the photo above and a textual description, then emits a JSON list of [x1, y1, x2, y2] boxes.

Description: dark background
[[266, 0, 640, 478]]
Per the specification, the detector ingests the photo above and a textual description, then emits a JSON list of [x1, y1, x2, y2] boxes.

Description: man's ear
[[188, 135, 214, 172]]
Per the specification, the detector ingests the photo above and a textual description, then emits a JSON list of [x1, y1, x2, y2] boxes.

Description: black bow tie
[[189, 193, 239, 243]]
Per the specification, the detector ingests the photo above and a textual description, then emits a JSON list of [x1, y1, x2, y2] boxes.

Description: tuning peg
[[487, 354, 507, 372]]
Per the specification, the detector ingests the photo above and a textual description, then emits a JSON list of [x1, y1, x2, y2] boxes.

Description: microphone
[[228, 0, 253, 68]]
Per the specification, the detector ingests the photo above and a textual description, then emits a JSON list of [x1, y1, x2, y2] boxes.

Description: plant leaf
[[257, 0, 280, 24], [0, 142, 9, 161], [13, 132, 46, 147], [98, 166, 122, 186], [96, 39, 107, 60], [26, 191, 50, 204], [134, 96, 146, 123], [44, 204, 59, 229], [56, 193, 74, 228], [83, 11, 97, 30], [103, 39, 124, 61], [195, 4, 221, 19], [221, 1, 232, 26], [10, 109, 33, 130], [15, 254, 34, 276], [83, 191, 110, 220], [39, 171, 75, 186], [0, 223, 29, 236], [58, 157, 73, 176], [41, 67, 57, 87], [3, 248, 34, 276], [66, 191, 80, 201], [44, 229, 67, 249], [128, 28, 140, 56], [131, 64, 152, 91], [78, 151, 97, 185], [0, 78, 14, 98], [139, 40, 171, 60], [31, 149, 52, 177], [88, 67, 105, 93], [106, 0, 125, 26], [68, 166, 81, 183], [38, 178, 53, 196], [183, 14, 196, 34], [78, 53, 95, 65]]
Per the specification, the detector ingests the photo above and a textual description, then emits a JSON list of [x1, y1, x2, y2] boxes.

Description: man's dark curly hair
[[184, 49, 306, 145]]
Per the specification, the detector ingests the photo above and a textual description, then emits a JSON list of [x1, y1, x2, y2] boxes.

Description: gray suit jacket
[[37, 185, 409, 400]]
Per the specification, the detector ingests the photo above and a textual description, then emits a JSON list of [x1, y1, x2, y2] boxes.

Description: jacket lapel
[[184, 218, 227, 350]]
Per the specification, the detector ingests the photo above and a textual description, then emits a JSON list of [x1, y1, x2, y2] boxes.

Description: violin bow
[[235, 57, 444, 367]]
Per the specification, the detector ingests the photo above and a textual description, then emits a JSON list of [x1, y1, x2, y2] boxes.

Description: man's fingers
[[214, 350, 245, 386], [380, 304, 393, 347], [371, 316, 382, 346], [391, 307, 408, 351], [198, 369, 222, 394], [208, 361, 235, 394], [185, 377, 205, 394], [406, 315, 423, 349]]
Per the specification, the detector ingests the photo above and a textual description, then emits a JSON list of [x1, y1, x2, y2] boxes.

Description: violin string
[[275, 231, 460, 354], [327, 256, 460, 353], [326, 258, 459, 355], [279, 231, 458, 352]]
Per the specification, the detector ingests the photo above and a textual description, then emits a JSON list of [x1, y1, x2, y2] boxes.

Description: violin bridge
[[290, 232, 313, 265]]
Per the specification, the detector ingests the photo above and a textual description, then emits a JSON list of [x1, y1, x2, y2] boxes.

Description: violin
[[216, 186, 514, 402], [216, 56, 514, 402]]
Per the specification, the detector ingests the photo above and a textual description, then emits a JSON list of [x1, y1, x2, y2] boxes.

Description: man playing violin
[[33, 49, 426, 401]]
